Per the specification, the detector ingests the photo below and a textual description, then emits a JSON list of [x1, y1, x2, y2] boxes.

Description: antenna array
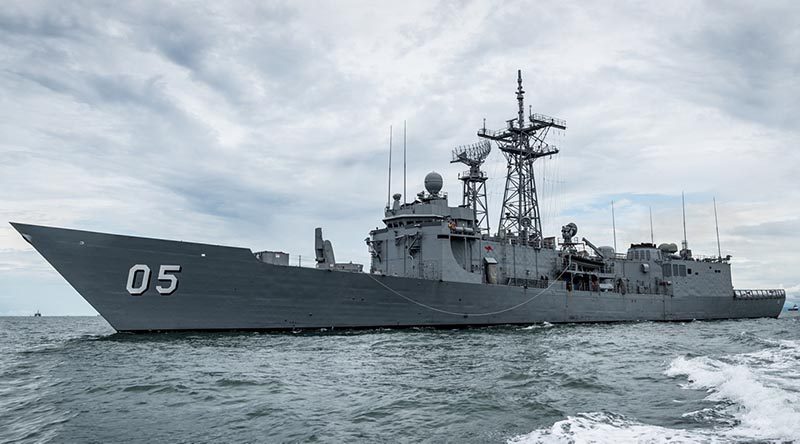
[[451, 139, 492, 234], [477, 70, 565, 244]]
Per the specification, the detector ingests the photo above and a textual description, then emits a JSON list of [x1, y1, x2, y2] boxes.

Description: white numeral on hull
[[126, 264, 181, 295], [126, 264, 151, 295], [156, 265, 181, 295]]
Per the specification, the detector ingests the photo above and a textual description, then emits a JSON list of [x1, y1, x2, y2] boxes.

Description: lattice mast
[[451, 140, 492, 234], [477, 70, 566, 244]]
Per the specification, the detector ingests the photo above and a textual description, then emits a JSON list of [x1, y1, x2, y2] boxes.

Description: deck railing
[[733, 289, 786, 299]]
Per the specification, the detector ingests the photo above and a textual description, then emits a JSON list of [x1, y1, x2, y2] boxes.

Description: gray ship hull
[[12, 223, 784, 332]]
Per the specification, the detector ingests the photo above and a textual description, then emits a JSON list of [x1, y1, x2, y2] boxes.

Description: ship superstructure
[[366, 71, 768, 302], [10, 71, 785, 332]]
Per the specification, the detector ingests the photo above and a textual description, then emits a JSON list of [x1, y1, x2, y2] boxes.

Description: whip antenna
[[611, 200, 617, 252], [386, 125, 393, 208], [681, 192, 688, 251], [714, 197, 722, 259], [403, 120, 407, 205]]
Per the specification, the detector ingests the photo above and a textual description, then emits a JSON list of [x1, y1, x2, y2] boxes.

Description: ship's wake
[[509, 338, 800, 443], [665, 338, 800, 441]]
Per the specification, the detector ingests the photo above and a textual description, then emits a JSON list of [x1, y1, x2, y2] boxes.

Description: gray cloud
[[0, 2, 98, 39], [731, 219, 800, 238], [1, 0, 798, 314]]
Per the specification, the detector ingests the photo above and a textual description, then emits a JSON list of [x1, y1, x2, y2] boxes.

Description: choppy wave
[[0, 357, 75, 444], [3, 316, 799, 443]]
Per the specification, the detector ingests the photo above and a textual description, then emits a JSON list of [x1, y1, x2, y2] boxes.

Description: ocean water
[[1, 315, 799, 443]]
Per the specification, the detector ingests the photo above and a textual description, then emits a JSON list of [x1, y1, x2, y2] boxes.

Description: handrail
[[458, 170, 488, 180], [733, 289, 786, 299], [530, 113, 566, 128]]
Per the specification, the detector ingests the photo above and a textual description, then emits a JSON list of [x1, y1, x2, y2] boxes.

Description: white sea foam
[[665, 339, 800, 442], [520, 322, 554, 331], [507, 411, 719, 444], [511, 339, 800, 443]]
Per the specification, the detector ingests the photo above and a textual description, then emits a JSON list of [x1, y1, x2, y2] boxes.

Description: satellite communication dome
[[424, 172, 443, 195]]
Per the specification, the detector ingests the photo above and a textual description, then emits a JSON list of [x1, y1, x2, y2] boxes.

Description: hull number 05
[[126, 264, 182, 296]]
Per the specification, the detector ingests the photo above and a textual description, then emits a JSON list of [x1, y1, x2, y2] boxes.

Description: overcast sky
[[1, 0, 798, 315]]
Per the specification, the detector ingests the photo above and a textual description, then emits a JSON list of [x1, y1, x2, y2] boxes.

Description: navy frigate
[[11, 71, 784, 332]]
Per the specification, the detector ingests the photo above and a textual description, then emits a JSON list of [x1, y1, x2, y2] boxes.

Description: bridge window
[[646, 250, 651, 261], [679, 265, 686, 277], [662, 264, 672, 277]]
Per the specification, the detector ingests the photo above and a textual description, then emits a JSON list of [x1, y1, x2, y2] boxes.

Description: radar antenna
[[478, 70, 566, 244], [451, 139, 491, 234]]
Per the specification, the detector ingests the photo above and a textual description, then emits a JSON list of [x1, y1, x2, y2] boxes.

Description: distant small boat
[[789, 305, 799, 312], [33, 310, 42, 317]]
